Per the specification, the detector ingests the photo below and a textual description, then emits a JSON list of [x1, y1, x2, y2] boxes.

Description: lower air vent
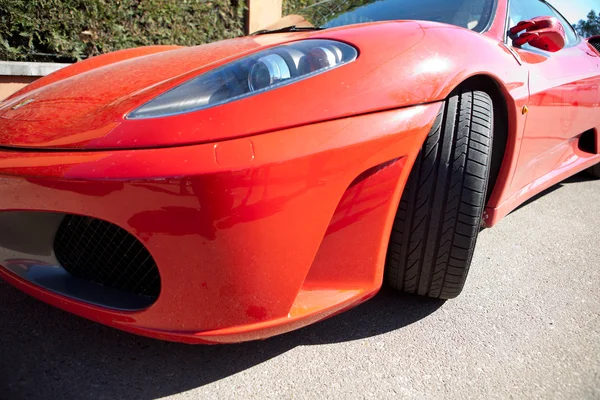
[[54, 215, 160, 299]]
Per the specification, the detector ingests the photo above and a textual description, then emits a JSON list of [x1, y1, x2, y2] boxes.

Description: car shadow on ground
[[0, 281, 443, 399], [509, 173, 594, 215]]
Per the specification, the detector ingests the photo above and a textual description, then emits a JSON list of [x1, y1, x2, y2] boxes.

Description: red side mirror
[[509, 16, 567, 52]]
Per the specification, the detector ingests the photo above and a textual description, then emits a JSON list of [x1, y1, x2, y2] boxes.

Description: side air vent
[[578, 129, 598, 155], [589, 37, 600, 54], [54, 215, 161, 299]]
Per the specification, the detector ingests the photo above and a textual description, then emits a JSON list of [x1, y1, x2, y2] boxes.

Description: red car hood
[[0, 21, 493, 150], [0, 36, 278, 149]]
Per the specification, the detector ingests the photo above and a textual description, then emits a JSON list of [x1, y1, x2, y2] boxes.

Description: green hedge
[[0, 0, 247, 62]]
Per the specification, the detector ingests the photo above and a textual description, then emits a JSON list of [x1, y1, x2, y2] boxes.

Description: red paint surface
[[0, 0, 599, 343]]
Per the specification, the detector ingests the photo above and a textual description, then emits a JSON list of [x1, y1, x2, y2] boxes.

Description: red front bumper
[[0, 103, 440, 343]]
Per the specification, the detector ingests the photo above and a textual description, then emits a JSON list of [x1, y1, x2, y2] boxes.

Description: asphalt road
[[1, 175, 599, 400]]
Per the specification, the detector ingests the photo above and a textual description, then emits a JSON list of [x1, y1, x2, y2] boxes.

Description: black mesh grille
[[590, 38, 600, 54], [54, 215, 160, 298]]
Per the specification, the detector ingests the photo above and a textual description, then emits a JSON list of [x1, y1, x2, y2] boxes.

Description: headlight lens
[[128, 39, 358, 119]]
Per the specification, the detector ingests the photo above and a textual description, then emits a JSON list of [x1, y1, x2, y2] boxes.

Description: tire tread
[[385, 89, 494, 299]]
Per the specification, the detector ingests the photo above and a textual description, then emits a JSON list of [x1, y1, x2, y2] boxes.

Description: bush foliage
[[0, 0, 246, 62]]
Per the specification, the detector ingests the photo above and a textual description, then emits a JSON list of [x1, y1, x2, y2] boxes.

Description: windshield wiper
[[252, 25, 325, 35]]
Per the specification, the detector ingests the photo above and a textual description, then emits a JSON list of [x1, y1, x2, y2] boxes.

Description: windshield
[[293, 0, 497, 32]]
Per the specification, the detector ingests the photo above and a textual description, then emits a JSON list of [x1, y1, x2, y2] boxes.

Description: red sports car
[[0, 0, 599, 344]]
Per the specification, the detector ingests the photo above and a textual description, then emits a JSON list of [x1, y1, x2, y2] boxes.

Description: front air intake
[[54, 215, 160, 299]]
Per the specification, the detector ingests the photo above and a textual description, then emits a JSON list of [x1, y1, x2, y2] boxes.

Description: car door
[[507, 0, 600, 193]]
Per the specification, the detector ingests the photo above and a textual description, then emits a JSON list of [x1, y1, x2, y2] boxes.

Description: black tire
[[585, 163, 600, 179], [385, 89, 494, 299]]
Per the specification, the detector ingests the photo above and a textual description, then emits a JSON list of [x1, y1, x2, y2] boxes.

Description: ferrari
[[0, 0, 599, 344]]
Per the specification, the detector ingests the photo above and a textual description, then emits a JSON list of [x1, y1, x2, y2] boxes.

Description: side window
[[508, 0, 578, 49]]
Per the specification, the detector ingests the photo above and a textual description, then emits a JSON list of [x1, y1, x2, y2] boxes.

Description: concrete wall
[[0, 76, 38, 101], [0, 61, 70, 101]]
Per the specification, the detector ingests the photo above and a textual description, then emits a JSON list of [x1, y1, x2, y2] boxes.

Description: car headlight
[[128, 40, 358, 119]]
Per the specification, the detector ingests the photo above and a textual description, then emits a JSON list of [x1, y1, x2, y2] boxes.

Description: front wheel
[[385, 89, 494, 299]]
